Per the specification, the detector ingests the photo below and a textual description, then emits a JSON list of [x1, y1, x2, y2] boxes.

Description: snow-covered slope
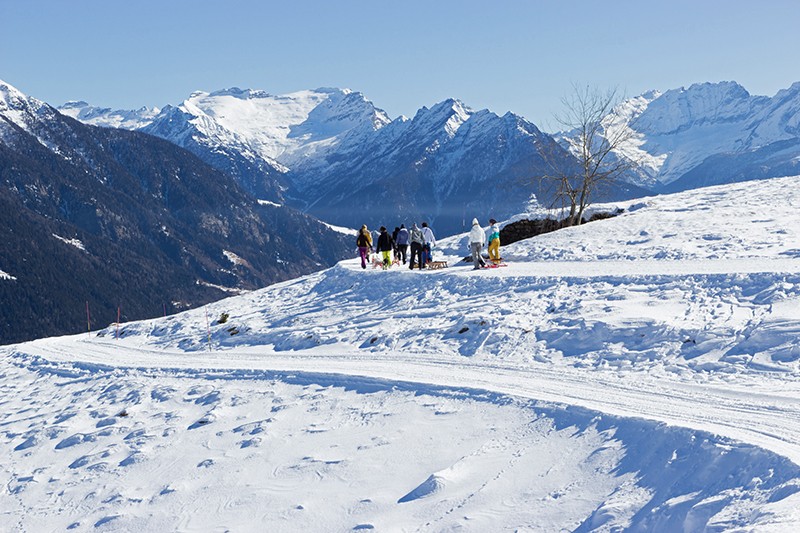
[[155, 87, 389, 166], [1, 79, 355, 344], [582, 81, 800, 190], [4, 176, 800, 531], [1, 79, 66, 149]]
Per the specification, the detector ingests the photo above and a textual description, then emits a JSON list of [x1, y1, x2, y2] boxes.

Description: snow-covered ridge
[[58, 100, 160, 130], [151, 86, 391, 168], [0, 78, 54, 137], [579, 80, 800, 187]]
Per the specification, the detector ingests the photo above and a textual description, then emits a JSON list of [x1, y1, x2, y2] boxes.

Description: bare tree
[[542, 83, 639, 226]]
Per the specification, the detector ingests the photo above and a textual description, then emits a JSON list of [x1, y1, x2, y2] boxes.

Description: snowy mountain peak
[[426, 98, 472, 118], [0, 79, 47, 118], [57, 100, 160, 130], [313, 86, 353, 96], [634, 80, 764, 137], [412, 98, 473, 138], [771, 81, 800, 102], [680, 80, 750, 98], [561, 80, 800, 189], [131, 85, 395, 189], [59, 100, 89, 110], [0, 79, 27, 107], [0, 80, 58, 141], [208, 87, 272, 100]]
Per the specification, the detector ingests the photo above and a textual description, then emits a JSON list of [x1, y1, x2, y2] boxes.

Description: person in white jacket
[[468, 218, 487, 270], [421, 222, 436, 266]]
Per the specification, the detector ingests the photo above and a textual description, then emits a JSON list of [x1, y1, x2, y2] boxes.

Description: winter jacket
[[469, 219, 485, 245], [409, 225, 424, 245], [356, 228, 372, 248], [422, 226, 436, 247], [488, 223, 500, 243], [396, 227, 409, 246], [376, 231, 394, 252]]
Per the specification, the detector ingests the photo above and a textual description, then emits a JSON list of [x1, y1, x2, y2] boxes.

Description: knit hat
[[472, 218, 479, 225]]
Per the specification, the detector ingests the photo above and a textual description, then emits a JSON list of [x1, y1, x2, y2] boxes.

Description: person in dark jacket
[[375, 226, 394, 270], [395, 224, 409, 264]]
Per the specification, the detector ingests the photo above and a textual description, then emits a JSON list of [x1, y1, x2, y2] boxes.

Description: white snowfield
[[3, 177, 800, 531]]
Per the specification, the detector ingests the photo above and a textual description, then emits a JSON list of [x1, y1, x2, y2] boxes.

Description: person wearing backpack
[[408, 223, 425, 270], [469, 218, 487, 270], [356, 224, 373, 269], [376, 226, 394, 270], [487, 218, 501, 263], [395, 224, 409, 265]]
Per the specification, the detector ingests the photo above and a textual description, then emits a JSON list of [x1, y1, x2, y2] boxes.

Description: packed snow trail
[[13, 335, 800, 467]]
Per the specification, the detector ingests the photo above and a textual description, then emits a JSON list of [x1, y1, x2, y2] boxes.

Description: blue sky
[[2, 0, 799, 129]]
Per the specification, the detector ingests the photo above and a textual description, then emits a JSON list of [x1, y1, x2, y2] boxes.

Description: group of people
[[356, 218, 502, 271], [356, 223, 436, 270]]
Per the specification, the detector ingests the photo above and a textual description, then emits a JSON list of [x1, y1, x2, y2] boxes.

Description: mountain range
[[0, 80, 352, 344], [61, 87, 644, 235], [61, 80, 800, 234]]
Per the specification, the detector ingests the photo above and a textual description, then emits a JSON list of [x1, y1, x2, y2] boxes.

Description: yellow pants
[[381, 250, 392, 268], [488, 239, 501, 262]]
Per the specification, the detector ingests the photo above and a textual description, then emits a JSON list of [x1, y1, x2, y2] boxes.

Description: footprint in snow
[[188, 412, 216, 430], [94, 515, 120, 528], [119, 452, 144, 467], [233, 419, 272, 435], [239, 437, 262, 449], [14, 435, 38, 451]]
